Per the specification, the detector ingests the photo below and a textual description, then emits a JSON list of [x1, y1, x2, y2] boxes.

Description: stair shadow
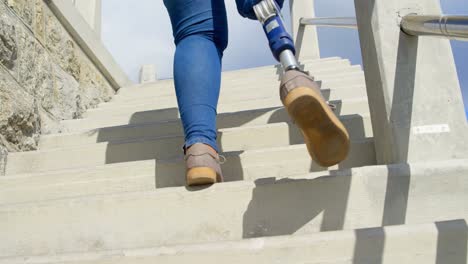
[[100, 89, 367, 189], [100, 70, 367, 190], [101, 107, 273, 189], [95, 84, 339, 144], [352, 219, 467, 263], [347, 0, 419, 257], [241, 164, 412, 233], [243, 162, 467, 261], [435, 219, 468, 264], [103, 108, 181, 164], [242, 163, 411, 237], [242, 170, 352, 238], [95, 107, 180, 143], [151, 107, 367, 188], [351, 163, 411, 263], [247, 92, 365, 237]]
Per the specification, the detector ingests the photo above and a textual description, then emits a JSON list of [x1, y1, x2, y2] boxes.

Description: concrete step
[[0, 140, 376, 204], [113, 63, 362, 103], [224, 70, 364, 90], [115, 57, 346, 96], [40, 110, 372, 149], [1, 160, 467, 258], [63, 97, 370, 133], [114, 64, 361, 102], [220, 57, 347, 80], [84, 73, 366, 119], [215, 57, 344, 79], [6, 122, 375, 175], [81, 93, 369, 126], [99, 82, 366, 111], [152, 138, 371, 187], [2, 219, 466, 264]]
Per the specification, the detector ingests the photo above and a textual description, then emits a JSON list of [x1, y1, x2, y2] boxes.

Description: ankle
[[186, 143, 218, 154]]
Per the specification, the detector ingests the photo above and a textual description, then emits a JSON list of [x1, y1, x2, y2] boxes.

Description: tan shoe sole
[[283, 87, 350, 167], [186, 167, 217, 186]]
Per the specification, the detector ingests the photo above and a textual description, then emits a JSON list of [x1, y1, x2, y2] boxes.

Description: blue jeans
[[164, 0, 284, 153]]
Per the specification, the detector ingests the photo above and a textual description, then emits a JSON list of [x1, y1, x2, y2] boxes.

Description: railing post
[[354, 0, 468, 164], [289, 0, 320, 60], [140, 65, 157, 84], [71, 0, 102, 37]]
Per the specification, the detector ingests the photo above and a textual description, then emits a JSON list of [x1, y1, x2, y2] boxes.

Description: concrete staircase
[[1, 57, 467, 263]]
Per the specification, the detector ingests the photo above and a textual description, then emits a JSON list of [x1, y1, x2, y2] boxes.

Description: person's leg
[[164, 0, 228, 154], [235, 0, 350, 166], [164, 0, 228, 185]]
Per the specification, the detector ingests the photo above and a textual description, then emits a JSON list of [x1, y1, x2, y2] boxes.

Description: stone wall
[[0, 0, 115, 165]]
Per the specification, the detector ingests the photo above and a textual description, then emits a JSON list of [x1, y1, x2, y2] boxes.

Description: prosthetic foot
[[280, 70, 350, 167], [253, 0, 350, 166]]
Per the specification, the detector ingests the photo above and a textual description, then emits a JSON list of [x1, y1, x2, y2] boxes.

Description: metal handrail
[[295, 17, 357, 59], [300, 17, 358, 29], [401, 15, 468, 41], [298, 15, 468, 41]]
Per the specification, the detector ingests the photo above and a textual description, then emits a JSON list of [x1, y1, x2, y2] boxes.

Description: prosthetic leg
[[253, 0, 299, 71], [253, 0, 350, 167]]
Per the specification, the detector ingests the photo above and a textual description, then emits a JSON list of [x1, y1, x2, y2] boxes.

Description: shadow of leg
[[242, 173, 352, 238]]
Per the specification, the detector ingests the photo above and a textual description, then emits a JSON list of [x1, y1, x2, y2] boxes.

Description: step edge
[[1, 157, 466, 212], [1, 218, 464, 263], [42, 112, 372, 143], [5, 139, 375, 178], [13, 122, 374, 157], [60, 96, 369, 129]]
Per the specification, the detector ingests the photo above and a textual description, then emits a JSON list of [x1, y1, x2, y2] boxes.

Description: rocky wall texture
[[0, 0, 115, 171], [0, 145, 7, 175]]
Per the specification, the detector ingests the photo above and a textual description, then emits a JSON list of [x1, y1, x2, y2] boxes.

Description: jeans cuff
[[184, 137, 220, 153]]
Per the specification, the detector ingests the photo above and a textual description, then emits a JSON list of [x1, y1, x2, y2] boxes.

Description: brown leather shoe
[[280, 70, 350, 167], [185, 143, 224, 186]]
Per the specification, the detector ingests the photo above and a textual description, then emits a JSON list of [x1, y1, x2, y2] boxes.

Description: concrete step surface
[[3, 57, 467, 263], [220, 57, 347, 79], [1, 160, 467, 258], [114, 67, 362, 101], [114, 57, 346, 96], [98, 82, 366, 111], [40, 111, 372, 149], [223, 70, 364, 90], [62, 96, 370, 132], [112, 63, 362, 103], [83, 75, 366, 120], [6, 121, 376, 175], [0, 140, 376, 204], [204, 57, 344, 80], [1, 219, 466, 264]]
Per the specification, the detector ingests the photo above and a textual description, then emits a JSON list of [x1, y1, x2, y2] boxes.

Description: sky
[[101, 0, 468, 118]]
